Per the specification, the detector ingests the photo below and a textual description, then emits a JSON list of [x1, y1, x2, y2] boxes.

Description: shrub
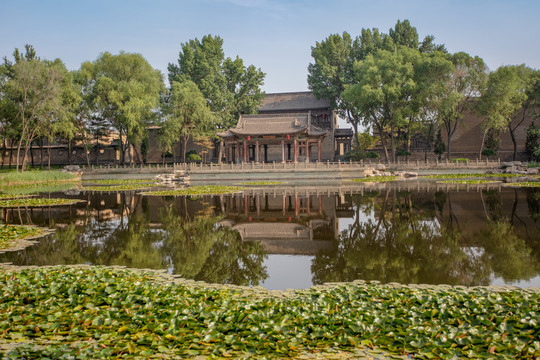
[[396, 150, 411, 157], [481, 149, 497, 158], [186, 153, 201, 162]]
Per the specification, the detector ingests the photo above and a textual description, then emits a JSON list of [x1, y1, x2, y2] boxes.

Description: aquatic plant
[[0, 266, 537, 359], [0, 225, 44, 249], [351, 176, 398, 183], [0, 198, 85, 208], [140, 185, 245, 196], [83, 184, 159, 192]]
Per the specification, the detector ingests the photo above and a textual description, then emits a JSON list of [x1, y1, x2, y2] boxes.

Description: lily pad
[[0, 198, 85, 208], [83, 184, 159, 192], [351, 176, 398, 183], [140, 185, 245, 196]]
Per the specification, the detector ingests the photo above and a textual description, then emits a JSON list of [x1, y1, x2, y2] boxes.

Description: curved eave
[[229, 127, 307, 136]]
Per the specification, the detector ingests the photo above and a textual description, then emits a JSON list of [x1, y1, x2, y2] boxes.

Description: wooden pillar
[[243, 140, 247, 163], [255, 140, 259, 163], [294, 138, 298, 163], [306, 140, 310, 162], [281, 140, 285, 163], [218, 139, 224, 164], [318, 138, 322, 162]]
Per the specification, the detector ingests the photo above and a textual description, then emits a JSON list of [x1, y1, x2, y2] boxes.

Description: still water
[[1, 182, 540, 290]]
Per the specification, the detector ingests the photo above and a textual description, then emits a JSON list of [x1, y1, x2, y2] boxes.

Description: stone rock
[[64, 165, 80, 172], [527, 168, 539, 175], [364, 169, 374, 177], [502, 161, 522, 168], [403, 172, 418, 178], [373, 163, 386, 171]]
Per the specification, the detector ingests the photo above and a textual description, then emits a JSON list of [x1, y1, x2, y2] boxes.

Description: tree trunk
[[1, 139, 6, 169], [508, 124, 517, 161], [68, 140, 72, 165], [16, 135, 24, 172], [479, 129, 488, 160], [182, 137, 188, 163], [119, 133, 124, 165], [8, 139, 13, 169], [47, 145, 51, 170], [390, 124, 396, 162], [40, 138, 44, 169]]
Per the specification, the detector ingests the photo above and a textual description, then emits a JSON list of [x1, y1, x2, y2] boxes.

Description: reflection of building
[[219, 193, 341, 255]]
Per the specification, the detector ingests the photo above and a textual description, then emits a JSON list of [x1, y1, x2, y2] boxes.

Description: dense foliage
[[0, 267, 538, 358], [0, 224, 43, 248]]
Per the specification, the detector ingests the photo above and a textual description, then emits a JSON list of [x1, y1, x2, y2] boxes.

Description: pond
[[1, 181, 540, 290]]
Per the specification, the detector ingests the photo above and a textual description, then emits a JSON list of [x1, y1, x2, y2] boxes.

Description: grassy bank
[[0, 266, 538, 359], [0, 170, 80, 187]]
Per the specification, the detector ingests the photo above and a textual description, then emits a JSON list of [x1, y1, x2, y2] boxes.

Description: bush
[[343, 148, 380, 161], [481, 149, 497, 158], [396, 150, 411, 157], [186, 153, 201, 162]]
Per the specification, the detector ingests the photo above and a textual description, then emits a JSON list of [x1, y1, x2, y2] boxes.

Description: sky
[[1, 0, 539, 93]]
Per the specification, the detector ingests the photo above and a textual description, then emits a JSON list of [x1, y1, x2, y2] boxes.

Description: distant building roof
[[259, 91, 331, 112], [217, 113, 327, 138]]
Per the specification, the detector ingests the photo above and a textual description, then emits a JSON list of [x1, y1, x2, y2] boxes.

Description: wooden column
[[306, 141, 309, 162], [294, 139, 298, 163], [255, 140, 259, 163], [318, 138, 322, 162], [218, 139, 224, 164], [243, 140, 247, 163], [281, 140, 285, 163]]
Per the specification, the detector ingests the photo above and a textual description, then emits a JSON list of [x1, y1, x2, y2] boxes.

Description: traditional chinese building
[[217, 92, 352, 163]]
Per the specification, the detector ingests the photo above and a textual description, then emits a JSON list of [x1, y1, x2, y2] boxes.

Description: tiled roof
[[230, 114, 309, 136], [259, 92, 331, 112]]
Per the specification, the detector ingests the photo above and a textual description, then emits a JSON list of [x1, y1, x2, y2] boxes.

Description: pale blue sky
[[1, 0, 539, 93]]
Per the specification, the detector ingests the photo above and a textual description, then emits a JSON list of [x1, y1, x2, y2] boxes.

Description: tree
[[343, 47, 421, 161], [479, 65, 540, 160], [159, 80, 214, 163], [308, 20, 446, 147], [435, 52, 488, 159], [0, 45, 72, 171], [84, 52, 164, 164], [168, 35, 265, 130]]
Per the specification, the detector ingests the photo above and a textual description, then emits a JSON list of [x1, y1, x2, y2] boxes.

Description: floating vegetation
[[0, 198, 85, 208], [504, 182, 540, 188], [351, 176, 398, 183], [0, 183, 79, 195], [437, 180, 501, 185], [235, 181, 286, 186], [82, 179, 154, 186], [425, 173, 527, 180], [0, 194, 34, 200], [140, 185, 245, 196], [0, 225, 45, 249], [83, 184, 159, 192], [0, 266, 538, 359]]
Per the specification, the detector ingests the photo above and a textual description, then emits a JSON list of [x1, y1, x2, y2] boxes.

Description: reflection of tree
[[0, 202, 268, 287], [313, 191, 540, 286]]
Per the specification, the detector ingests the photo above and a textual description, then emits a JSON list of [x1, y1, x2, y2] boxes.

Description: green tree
[[479, 65, 540, 160], [0, 45, 73, 171], [83, 52, 164, 164], [343, 47, 421, 161], [159, 80, 214, 163], [436, 52, 488, 159], [168, 35, 265, 130]]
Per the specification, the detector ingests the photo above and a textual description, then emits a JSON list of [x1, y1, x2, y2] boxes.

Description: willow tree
[[84, 52, 164, 164], [159, 80, 214, 163]]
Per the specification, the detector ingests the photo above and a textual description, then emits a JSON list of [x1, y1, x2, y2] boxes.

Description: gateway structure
[[217, 92, 352, 163]]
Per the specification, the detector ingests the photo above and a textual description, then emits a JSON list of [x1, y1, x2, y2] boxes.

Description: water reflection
[[0, 183, 539, 289]]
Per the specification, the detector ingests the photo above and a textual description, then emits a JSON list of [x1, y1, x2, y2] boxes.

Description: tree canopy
[[83, 51, 164, 164], [168, 35, 265, 130]]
